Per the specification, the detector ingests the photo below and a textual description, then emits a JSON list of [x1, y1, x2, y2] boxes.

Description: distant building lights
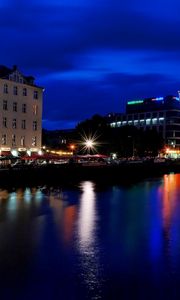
[[172, 97, 180, 101], [27, 150, 31, 156], [151, 97, 164, 101], [127, 100, 144, 105], [112, 153, 117, 159], [11, 150, 18, 157], [38, 150, 43, 155]]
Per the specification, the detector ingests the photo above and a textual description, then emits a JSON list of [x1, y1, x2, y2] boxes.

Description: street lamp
[[85, 139, 94, 154], [70, 144, 75, 155]]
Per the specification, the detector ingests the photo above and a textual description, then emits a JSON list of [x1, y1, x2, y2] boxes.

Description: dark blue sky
[[1, 0, 180, 129]]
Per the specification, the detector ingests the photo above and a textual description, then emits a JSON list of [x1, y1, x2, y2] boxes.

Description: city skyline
[[1, 0, 180, 130]]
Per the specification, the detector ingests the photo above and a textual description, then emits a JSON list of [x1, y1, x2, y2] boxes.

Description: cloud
[[1, 0, 180, 129]]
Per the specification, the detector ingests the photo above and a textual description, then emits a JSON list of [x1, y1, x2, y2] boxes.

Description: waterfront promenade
[[1, 160, 180, 186]]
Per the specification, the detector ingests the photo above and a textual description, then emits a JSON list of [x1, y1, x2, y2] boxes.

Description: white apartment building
[[0, 65, 43, 155]]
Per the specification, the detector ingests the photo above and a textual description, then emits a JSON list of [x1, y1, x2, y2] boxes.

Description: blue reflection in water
[[1, 175, 180, 299]]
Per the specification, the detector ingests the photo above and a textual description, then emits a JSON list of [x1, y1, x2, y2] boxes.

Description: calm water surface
[[1, 174, 180, 299]]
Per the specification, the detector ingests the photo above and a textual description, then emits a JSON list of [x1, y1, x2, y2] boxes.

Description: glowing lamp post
[[80, 132, 98, 154], [70, 144, 75, 155], [85, 139, 94, 154]]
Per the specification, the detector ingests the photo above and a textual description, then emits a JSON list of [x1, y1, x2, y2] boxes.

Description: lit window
[[2, 134, 6, 145], [33, 104, 38, 115], [134, 120, 139, 125], [3, 100, 8, 111], [152, 118, 157, 125], [12, 134, 16, 146], [13, 102, 17, 112], [3, 117, 7, 128], [146, 119, 151, 125], [23, 88, 27, 96], [20, 136, 25, 147], [34, 91, 38, 99], [13, 86, 18, 95], [159, 117, 164, 125], [33, 121, 37, 131], [22, 103, 26, 113], [32, 137, 37, 146], [12, 119, 17, 129], [21, 120, 26, 129], [3, 84, 8, 94]]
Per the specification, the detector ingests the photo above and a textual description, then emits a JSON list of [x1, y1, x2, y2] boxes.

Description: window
[[140, 119, 145, 125], [3, 117, 7, 128], [3, 100, 7, 111], [22, 103, 26, 113], [12, 134, 16, 146], [12, 118, 17, 129], [32, 136, 37, 146], [146, 119, 151, 125], [21, 120, 26, 129], [34, 91, 38, 99], [33, 121, 37, 131], [13, 86, 18, 95], [152, 118, 158, 125], [134, 120, 139, 125], [33, 104, 38, 115], [13, 102, 17, 112], [23, 88, 27, 96], [20, 136, 25, 147], [2, 134, 6, 145], [3, 84, 8, 94]]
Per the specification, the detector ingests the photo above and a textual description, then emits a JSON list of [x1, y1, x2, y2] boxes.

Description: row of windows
[[2, 101, 38, 114], [166, 131, 180, 138], [110, 117, 165, 128], [116, 112, 165, 122], [2, 118, 38, 130], [3, 84, 39, 99], [2, 134, 37, 147]]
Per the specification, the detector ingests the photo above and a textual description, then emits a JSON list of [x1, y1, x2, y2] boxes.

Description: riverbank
[[1, 160, 180, 187]]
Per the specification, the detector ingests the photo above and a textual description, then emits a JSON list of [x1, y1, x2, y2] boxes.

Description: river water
[[1, 174, 180, 299]]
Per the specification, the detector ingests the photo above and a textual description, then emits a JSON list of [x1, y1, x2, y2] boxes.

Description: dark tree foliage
[[42, 115, 164, 156], [75, 114, 112, 154], [75, 115, 164, 156]]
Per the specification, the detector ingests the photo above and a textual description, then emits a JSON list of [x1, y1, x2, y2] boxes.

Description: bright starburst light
[[79, 131, 100, 154]]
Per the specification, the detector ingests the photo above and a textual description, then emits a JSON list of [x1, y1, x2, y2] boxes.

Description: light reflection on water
[[77, 181, 103, 299], [1, 175, 180, 298]]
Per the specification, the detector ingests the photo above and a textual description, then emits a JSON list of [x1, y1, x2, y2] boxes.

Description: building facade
[[109, 95, 180, 149], [0, 65, 43, 154]]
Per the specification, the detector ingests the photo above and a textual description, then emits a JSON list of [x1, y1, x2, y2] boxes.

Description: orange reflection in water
[[49, 190, 77, 245], [63, 205, 76, 244], [161, 174, 180, 230]]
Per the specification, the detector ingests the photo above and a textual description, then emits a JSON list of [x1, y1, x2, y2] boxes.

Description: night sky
[[1, 0, 180, 129]]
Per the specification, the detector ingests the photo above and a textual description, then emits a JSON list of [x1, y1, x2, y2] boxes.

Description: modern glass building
[[109, 94, 180, 149]]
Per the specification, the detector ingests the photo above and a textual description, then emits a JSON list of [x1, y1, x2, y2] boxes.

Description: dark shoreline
[[1, 161, 180, 188]]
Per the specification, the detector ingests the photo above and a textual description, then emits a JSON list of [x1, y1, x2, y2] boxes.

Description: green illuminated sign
[[127, 100, 144, 105]]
